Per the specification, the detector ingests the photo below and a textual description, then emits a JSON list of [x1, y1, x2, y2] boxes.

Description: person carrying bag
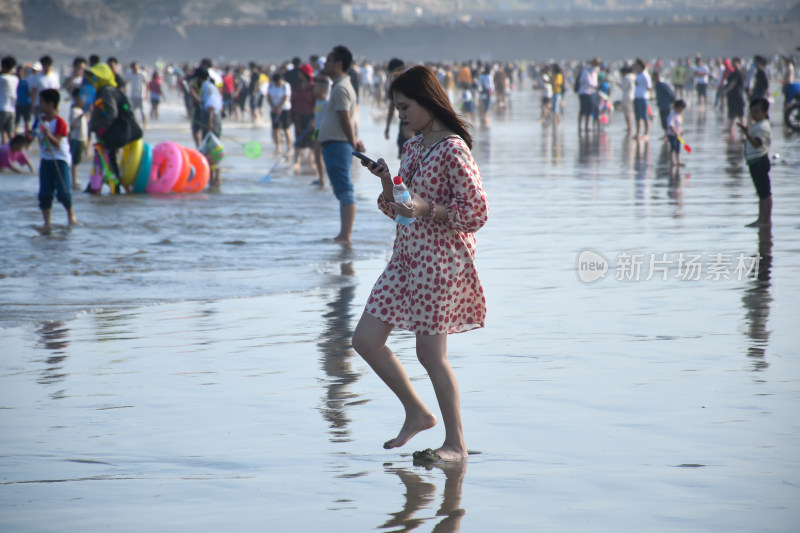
[[87, 63, 142, 184]]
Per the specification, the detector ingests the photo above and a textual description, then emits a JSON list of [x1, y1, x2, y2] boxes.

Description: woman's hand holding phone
[[354, 152, 391, 181]]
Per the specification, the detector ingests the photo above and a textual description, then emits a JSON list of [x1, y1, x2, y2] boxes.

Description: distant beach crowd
[[3, 51, 798, 143], [1, 50, 797, 230]]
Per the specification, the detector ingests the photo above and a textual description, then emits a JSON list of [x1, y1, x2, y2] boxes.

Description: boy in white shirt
[[737, 97, 772, 227], [666, 99, 686, 170]]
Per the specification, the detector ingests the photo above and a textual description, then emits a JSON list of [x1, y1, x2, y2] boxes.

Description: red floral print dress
[[365, 135, 489, 335]]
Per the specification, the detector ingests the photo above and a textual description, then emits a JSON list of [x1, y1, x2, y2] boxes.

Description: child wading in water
[[737, 97, 772, 227], [310, 74, 330, 187], [34, 88, 77, 230], [666, 99, 686, 171], [353, 66, 489, 463]]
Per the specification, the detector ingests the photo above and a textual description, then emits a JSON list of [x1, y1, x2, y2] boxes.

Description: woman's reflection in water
[[35, 321, 70, 398], [742, 225, 772, 371], [318, 259, 362, 443], [380, 461, 467, 533]]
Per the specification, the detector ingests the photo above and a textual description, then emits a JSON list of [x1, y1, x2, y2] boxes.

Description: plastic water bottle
[[392, 176, 415, 226]]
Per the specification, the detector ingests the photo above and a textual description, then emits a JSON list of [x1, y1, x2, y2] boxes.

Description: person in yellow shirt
[[551, 64, 564, 124], [457, 64, 472, 89], [671, 60, 687, 100]]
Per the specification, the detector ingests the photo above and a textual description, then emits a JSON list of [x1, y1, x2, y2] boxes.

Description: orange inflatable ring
[[183, 147, 210, 193], [170, 146, 193, 192]]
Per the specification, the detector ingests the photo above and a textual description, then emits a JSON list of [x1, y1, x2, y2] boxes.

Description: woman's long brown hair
[[389, 65, 473, 150]]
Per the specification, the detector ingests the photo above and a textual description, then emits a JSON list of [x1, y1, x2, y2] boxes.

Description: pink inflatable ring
[[147, 142, 185, 194]]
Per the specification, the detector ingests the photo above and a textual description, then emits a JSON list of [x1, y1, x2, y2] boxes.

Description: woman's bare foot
[[412, 443, 468, 463], [433, 443, 468, 462], [384, 411, 437, 449]]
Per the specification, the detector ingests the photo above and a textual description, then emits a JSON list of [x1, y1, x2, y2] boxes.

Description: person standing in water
[[352, 65, 489, 462], [738, 97, 772, 228], [318, 45, 364, 244]]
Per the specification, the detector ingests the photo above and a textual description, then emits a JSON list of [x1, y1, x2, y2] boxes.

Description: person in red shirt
[[222, 66, 234, 119], [148, 70, 163, 120], [290, 63, 315, 172]]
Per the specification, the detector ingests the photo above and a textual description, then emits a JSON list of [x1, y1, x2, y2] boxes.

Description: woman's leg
[[416, 333, 468, 461], [352, 312, 437, 449]]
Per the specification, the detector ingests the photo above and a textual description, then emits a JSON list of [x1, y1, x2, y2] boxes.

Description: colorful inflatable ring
[[132, 142, 152, 193], [182, 147, 210, 193], [147, 142, 184, 193], [170, 146, 193, 193], [120, 139, 143, 188]]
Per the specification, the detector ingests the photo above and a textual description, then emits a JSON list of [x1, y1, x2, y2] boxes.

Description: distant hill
[[1, 0, 798, 62]]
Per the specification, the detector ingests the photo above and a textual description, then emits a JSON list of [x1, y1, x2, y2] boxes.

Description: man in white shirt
[[197, 68, 223, 186], [267, 73, 292, 153], [577, 58, 599, 134], [30, 55, 61, 115], [0, 55, 19, 143], [693, 57, 709, 109], [633, 58, 652, 140], [126, 62, 148, 128]]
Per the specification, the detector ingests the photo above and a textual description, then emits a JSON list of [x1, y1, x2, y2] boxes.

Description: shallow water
[[1, 88, 799, 532]]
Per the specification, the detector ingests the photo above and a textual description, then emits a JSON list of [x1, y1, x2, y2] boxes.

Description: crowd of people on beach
[[1, 44, 797, 463], [0, 50, 797, 231], [2, 50, 796, 225]]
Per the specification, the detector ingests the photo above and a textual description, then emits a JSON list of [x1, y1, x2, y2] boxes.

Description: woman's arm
[[439, 142, 489, 233], [359, 155, 396, 219]]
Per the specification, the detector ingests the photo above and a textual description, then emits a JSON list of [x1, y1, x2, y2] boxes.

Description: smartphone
[[352, 151, 382, 170]]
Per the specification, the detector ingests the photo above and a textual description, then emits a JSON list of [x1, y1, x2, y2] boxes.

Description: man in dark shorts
[[577, 58, 600, 134]]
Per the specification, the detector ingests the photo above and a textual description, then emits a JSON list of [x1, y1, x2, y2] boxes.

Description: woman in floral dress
[[352, 66, 489, 462]]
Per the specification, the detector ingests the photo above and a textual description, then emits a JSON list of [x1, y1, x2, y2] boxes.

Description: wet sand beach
[[1, 87, 799, 531]]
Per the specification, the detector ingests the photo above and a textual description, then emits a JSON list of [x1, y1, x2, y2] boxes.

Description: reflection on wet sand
[[653, 142, 684, 214], [550, 125, 563, 166], [35, 321, 70, 397], [724, 136, 745, 189], [380, 461, 466, 533], [742, 225, 773, 372], [634, 140, 650, 204], [317, 258, 362, 443], [577, 132, 600, 171]]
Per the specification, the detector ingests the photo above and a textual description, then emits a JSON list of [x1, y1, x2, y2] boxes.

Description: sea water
[[1, 88, 799, 532]]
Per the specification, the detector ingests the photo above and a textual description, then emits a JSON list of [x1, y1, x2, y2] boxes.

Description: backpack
[[573, 66, 583, 93], [101, 88, 143, 150]]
